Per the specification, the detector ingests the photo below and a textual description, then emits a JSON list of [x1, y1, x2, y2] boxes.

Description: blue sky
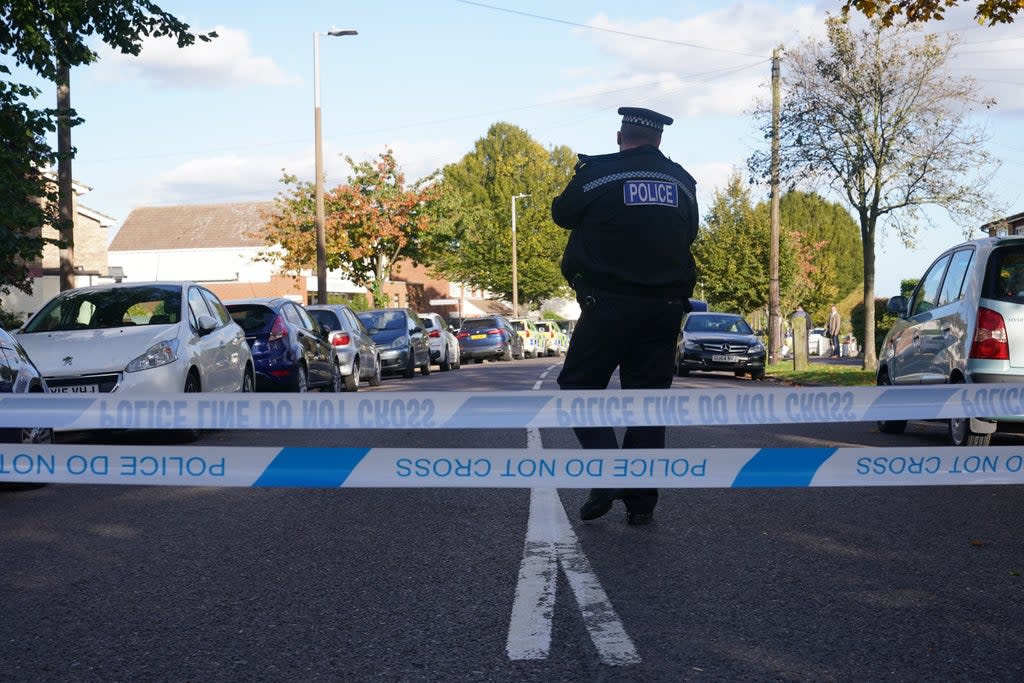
[[17, 0, 1024, 297]]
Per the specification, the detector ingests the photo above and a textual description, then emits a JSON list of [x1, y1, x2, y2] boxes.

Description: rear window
[[421, 317, 436, 329], [461, 318, 498, 331], [227, 305, 277, 333], [510, 321, 525, 331], [985, 244, 1024, 301], [308, 309, 340, 331]]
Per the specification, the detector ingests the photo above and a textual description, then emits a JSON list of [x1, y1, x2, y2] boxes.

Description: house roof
[[109, 201, 276, 251]]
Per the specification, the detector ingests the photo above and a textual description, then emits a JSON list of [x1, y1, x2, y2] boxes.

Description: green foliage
[[0, 2, 214, 297], [900, 278, 919, 298], [0, 307, 25, 331], [540, 309, 565, 320], [850, 297, 900, 357], [422, 123, 574, 308]]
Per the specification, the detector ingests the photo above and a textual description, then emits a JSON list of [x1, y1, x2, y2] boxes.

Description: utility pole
[[768, 46, 782, 364], [57, 60, 74, 291]]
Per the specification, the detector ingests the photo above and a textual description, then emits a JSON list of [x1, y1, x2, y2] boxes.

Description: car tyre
[[420, 352, 431, 375], [344, 359, 359, 392], [750, 369, 765, 381], [734, 370, 746, 378], [326, 360, 343, 393], [177, 371, 203, 443], [368, 356, 383, 386], [948, 376, 992, 446], [296, 364, 309, 393], [876, 369, 907, 435], [439, 348, 451, 371], [242, 366, 255, 393], [676, 364, 689, 377], [0, 424, 54, 490], [501, 345, 513, 362], [403, 353, 416, 378]]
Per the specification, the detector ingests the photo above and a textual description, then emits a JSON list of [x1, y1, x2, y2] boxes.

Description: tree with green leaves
[[257, 149, 435, 307], [842, 0, 1023, 26], [422, 123, 576, 310], [694, 171, 795, 315], [0, 1, 215, 296], [750, 17, 999, 371]]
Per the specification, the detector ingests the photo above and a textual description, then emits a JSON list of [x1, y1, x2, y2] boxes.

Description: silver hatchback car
[[877, 236, 1024, 446]]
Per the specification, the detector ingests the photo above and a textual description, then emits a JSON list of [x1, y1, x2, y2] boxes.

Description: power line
[[455, 0, 766, 58]]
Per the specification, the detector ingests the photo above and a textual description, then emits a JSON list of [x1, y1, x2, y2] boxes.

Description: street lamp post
[[313, 28, 357, 305], [511, 193, 530, 318]]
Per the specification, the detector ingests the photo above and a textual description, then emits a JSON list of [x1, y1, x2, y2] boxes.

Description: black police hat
[[618, 106, 673, 132]]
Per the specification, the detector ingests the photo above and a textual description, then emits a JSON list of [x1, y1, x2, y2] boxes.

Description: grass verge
[[766, 360, 876, 386]]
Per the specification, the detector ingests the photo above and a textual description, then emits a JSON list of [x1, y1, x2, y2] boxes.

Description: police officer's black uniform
[[552, 107, 699, 525]]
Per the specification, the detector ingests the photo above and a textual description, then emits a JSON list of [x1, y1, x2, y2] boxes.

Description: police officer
[[552, 106, 699, 525]]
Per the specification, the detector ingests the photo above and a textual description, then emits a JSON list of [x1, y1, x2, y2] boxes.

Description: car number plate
[[712, 354, 741, 363], [470, 334, 486, 340], [49, 384, 99, 393]]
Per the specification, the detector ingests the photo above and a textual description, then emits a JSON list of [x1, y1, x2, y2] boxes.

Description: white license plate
[[712, 354, 741, 363], [49, 384, 99, 393]]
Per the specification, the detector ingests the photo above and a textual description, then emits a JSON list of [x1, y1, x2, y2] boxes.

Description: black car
[[355, 308, 431, 378], [0, 327, 53, 489], [225, 298, 342, 393], [676, 312, 766, 380], [456, 315, 524, 363]]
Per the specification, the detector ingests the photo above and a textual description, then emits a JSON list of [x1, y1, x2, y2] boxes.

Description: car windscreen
[[510, 321, 525, 331], [23, 285, 182, 332], [226, 304, 277, 334], [460, 318, 498, 331], [684, 315, 752, 335]]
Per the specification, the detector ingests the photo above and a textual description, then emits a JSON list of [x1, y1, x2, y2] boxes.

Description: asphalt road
[[2, 357, 1022, 682]]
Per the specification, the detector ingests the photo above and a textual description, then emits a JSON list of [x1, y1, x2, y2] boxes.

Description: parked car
[[534, 320, 568, 356], [675, 311, 766, 380], [457, 315, 524, 363], [877, 235, 1024, 446], [808, 327, 828, 356], [18, 282, 255, 396], [225, 298, 341, 393], [509, 318, 544, 358], [418, 312, 461, 371], [355, 308, 431, 378], [0, 327, 52, 489], [306, 304, 381, 390]]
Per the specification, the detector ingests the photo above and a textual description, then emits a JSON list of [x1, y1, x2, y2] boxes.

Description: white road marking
[[506, 368, 640, 665]]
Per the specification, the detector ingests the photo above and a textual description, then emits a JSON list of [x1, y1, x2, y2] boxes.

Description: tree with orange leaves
[[256, 149, 435, 307]]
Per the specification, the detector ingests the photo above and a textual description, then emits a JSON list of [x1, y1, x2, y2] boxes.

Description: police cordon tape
[[2, 444, 1024, 488], [2, 384, 1024, 431]]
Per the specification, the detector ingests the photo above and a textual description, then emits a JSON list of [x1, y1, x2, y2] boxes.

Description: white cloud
[[557, 4, 829, 118], [94, 26, 300, 88]]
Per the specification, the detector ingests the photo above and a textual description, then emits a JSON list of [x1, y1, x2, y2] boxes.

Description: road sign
[[429, 298, 459, 305]]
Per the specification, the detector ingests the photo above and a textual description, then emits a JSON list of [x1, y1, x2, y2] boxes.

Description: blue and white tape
[[2, 444, 1023, 488], [2, 384, 1024, 430]]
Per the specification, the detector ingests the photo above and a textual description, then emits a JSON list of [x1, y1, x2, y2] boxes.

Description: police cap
[[618, 106, 673, 132]]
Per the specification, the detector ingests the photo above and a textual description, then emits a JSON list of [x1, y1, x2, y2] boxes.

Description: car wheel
[[676, 363, 689, 377], [296, 364, 309, 393], [0, 424, 54, 490], [326, 360, 343, 393], [876, 369, 907, 435], [420, 352, 431, 375], [242, 366, 255, 393], [403, 353, 416, 378], [177, 371, 203, 443], [734, 370, 746, 378], [344, 359, 359, 392], [452, 351, 461, 370], [750, 369, 766, 381], [948, 377, 992, 446], [439, 347, 451, 371], [501, 345, 513, 362], [368, 356, 383, 386]]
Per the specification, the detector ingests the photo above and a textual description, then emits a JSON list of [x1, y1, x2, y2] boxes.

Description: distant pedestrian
[[827, 305, 841, 358]]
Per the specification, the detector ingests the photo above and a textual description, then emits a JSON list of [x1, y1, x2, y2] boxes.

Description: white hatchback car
[[878, 236, 1024, 446], [18, 281, 254, 396], [418, 312, 461, 371]]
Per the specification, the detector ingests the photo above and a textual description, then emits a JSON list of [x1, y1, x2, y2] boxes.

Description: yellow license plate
[[471, 334, 486, 340]]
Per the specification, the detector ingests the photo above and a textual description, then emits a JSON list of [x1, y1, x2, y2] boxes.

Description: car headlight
[[388, 336, 410, 350], [683, 339, 700, 350], [749, 341, 765, 353], [125, 338, 180, 372]]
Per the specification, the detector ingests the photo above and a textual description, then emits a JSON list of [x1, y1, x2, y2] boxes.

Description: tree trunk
[[861, 219, 878, 372], [57, 62, 74, 291]]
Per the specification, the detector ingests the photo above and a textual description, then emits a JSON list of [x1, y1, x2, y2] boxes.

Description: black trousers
[[557, 287, 687, 515]]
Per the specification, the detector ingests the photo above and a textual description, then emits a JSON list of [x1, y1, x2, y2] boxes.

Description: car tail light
[[970, 307, 1009, 360], [457, 331, 470, 339], [429, 330, 441, 338], [331, 332, 351, 346], [268, 315, 288, 342], [487, 328, 501, 335]]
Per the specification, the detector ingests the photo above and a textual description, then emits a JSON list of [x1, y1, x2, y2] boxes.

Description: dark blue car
[[225, 298, 341, 393]]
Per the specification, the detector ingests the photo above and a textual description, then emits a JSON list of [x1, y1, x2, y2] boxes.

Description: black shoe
[[627, 512, 653, 526], [580, 495, 614, 521]]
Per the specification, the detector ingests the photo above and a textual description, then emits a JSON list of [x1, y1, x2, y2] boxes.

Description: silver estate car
[[877, 235, 1024, 446]]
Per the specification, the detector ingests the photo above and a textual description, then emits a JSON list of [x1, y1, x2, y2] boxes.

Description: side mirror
[[196, 314, 218, 336], [887, 296, 908, 317]]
